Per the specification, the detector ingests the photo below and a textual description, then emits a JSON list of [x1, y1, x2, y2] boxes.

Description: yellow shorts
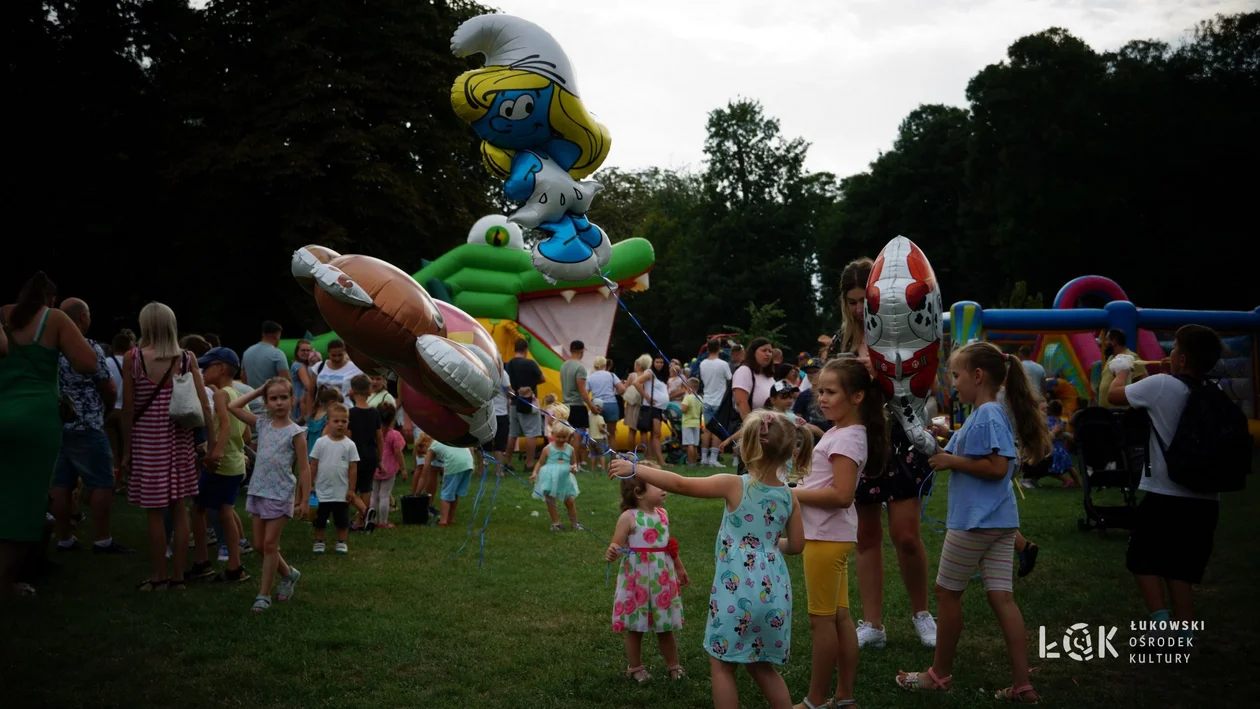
[[803, 540, 856, 615]]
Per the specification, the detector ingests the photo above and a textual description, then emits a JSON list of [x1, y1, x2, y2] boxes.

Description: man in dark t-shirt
[[504, 339, 544, 468]]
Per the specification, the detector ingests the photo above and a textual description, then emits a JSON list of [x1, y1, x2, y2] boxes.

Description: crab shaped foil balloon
[[864, 236, 944, 455], [451, 13, 612, 284], [292, 246, 502, 446]]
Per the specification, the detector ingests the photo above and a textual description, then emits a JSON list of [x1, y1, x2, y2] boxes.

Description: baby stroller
[[661, 401, 688, 466], [1073, 407, 1142, 533]]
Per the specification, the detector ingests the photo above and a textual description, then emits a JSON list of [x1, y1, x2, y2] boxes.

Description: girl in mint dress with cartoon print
[[608, 410, 809, 708], [608, 477, 689, 682]]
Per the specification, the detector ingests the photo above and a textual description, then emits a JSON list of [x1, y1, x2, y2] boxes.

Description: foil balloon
[[450, 13, 613, 285], [466, 214, 526, 250], [400, 381, 496, 448], [292, 246, 498, 444], [864, 236, 943, 455]]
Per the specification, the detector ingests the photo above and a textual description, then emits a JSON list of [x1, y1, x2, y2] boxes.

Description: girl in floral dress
[[607, 477, 690, 682], [608, 409, 809, 709]]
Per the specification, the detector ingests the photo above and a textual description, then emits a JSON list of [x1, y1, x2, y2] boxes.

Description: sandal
[[251, 595, 272, 613], [624, 665, 651, 683], [895, 667, 952, 692], [667, 664, 686, 680], [794, 698, 833, 709], [995, 685, 1039, 703], [136, 578, 168, 592], [833, 701, 858, 709]]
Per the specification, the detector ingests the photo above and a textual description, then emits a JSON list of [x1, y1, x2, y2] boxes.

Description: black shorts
[[855, 427, 934, 505], [637, 406, 663, 433], [314, 501, 350, 530], [355, 455, 377, 494], [1126, 491, 1219, 584], [568, 404, 590, 430], [481, 414, 510, 453]]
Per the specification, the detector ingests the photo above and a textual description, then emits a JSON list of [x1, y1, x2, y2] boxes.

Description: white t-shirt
[[310, 436, 360, 503], [315, 360, 365, 403], [105, 354, 125, 410], [643, 376, 669, 410], [1125, 374, 1219, 501], [699, 357, 732, 408], [800, 425, 868, 542], [732, 366, 774, 411]]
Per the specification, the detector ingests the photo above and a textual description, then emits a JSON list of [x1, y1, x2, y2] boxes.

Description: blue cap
[[198, 347, 240, 371]]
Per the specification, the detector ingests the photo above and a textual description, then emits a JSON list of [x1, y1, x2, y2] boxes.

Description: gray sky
[[489, 0, 1251, 177], [190, 0, 1251, 177]]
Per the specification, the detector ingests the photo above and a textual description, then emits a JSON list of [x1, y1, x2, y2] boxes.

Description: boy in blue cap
[[188, 347, 251, 582]]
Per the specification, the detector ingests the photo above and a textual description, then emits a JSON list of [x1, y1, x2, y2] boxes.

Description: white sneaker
[[856, 620, 887, 649], [912, 611, 938, 648], [335, 542, 348, 555], [217, 545, 229, 562], [313, 541, 326, 554]]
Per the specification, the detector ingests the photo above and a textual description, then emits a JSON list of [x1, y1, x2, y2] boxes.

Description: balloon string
[[607, 290, 738, 442], [446, 449, 632, 585], [918, 471, 947, 534]]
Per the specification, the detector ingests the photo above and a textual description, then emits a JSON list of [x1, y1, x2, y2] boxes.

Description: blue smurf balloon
[[451, 14, 615, 284]]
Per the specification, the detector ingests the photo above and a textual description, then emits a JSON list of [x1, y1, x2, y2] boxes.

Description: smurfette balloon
[[864, 236, 944, 455], [451, 14, 610, 180]]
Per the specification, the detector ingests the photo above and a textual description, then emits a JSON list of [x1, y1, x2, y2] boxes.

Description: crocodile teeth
[[631, 272, 650, 291], [597, 286, 611, 299], [559, 289, 577, 303]]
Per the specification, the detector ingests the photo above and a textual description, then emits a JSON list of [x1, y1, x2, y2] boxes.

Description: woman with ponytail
[[827, 257, 938, 650], [0, 272, 99, 596]]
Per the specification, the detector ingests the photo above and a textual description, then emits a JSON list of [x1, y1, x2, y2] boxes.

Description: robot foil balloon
[[864, 236, 944, 455], [291, 246, 502, 447], [450, 14, 613, 284]]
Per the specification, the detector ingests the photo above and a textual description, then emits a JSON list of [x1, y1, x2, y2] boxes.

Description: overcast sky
[[484, 0, 1251, 177]]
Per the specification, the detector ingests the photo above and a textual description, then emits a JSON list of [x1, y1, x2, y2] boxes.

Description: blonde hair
[[327, 402, 349, 418], [138, 302, 181, 359], [541, 393, 558, 408], [635, 354, 652, 371], [740, 410, 815, 485], [593, 356, 607, 370], [451, 67, 610, 179]]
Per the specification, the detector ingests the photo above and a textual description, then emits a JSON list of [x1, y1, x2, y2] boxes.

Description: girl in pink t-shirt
[[371, 403, 406, 528], [790, 357, 889, 709]]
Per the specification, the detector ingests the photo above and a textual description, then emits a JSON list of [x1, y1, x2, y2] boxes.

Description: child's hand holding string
[[605, 544, 621, 563], [608, 458, 634, 479]]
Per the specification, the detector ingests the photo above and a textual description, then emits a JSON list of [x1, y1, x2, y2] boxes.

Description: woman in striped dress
[[121, 302, 215, 591]]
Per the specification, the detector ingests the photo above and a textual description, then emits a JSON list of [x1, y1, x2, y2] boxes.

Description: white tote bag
[[169, 352, 204, 429]]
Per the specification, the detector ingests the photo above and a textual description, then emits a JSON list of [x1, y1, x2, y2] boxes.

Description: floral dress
[[611, 508, 684, 633], [706, 476, 794, 665]]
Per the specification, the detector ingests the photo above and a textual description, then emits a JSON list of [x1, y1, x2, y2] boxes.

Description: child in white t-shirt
[[309, 403, 359, 555], [1107, 324, 1224, 640]]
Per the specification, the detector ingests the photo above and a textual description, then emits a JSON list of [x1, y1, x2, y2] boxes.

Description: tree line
[[4, 2, 1256, 364]]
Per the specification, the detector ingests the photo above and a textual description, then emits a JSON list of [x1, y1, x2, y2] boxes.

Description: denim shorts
[[599, 399, 621, 424], [440, 469, 473, 502], [195, 471, 244, 509], [53, 429, 115, 490]]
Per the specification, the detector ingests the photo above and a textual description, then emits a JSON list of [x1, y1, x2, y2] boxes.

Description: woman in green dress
[[0, 272, 99, 596]]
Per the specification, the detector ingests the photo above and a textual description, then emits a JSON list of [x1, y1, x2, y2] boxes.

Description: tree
[[724, 301, 788, 347]]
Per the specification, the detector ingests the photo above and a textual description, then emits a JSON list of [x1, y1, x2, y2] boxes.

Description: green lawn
[[4, 462, 1258, 708]]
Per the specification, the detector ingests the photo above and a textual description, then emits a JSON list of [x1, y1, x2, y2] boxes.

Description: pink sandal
[[995, 685, 1039, 703], [895, 667, 952, 692]]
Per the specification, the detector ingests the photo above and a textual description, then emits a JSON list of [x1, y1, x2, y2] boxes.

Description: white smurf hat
[[451, 14, 581, 98]]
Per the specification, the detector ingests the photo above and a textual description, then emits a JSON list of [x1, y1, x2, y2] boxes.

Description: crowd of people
[[0, 264, 1235, 709]]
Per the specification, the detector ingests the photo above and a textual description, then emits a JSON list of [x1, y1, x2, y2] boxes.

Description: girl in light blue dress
[[531, 425, 580, 531], [608, 410, 809, 708]]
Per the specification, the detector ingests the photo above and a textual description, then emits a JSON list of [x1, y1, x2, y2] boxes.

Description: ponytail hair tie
[[759, 417, 771, 443]]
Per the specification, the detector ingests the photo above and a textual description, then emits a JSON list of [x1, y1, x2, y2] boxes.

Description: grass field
[[4, 460, 1258, 708]]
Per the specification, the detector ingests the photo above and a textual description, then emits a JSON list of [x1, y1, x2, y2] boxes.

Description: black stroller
[[1073, 407, 1144, 533], [661, 401, 688, 466]]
